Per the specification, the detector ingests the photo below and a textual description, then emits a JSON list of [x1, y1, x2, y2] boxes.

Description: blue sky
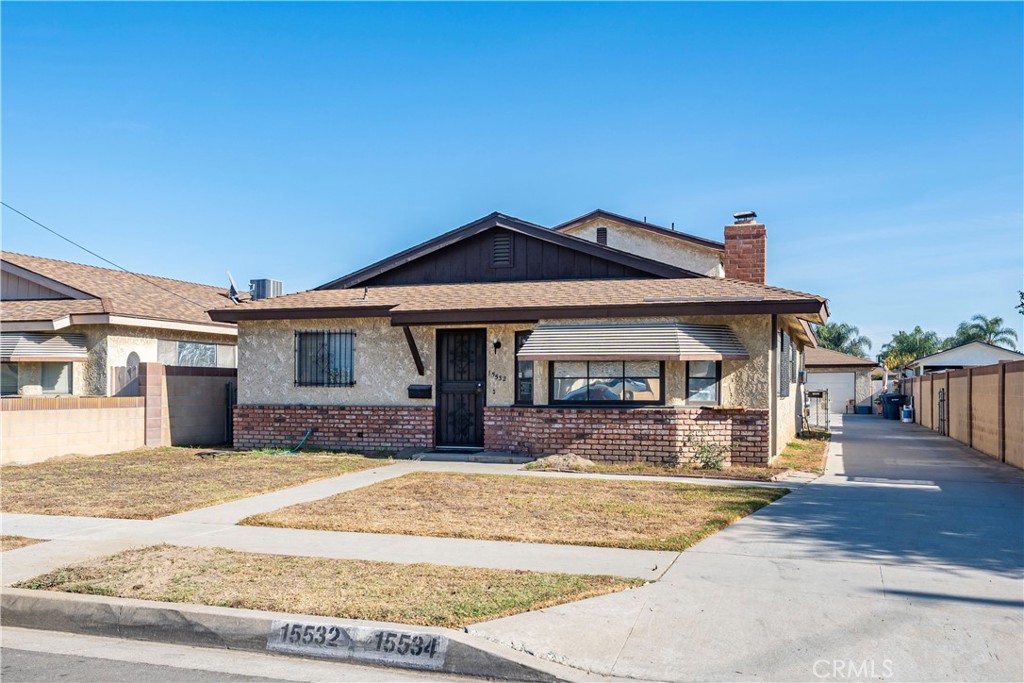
[[3, 2, 1021, 351]]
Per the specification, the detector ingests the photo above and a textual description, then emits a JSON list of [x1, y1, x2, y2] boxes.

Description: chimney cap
[[733, 210, 758, 223]]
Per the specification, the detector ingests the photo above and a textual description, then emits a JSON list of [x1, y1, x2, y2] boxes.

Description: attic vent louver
[[492, 232, 513, 267], [596, 227, 608, 245]]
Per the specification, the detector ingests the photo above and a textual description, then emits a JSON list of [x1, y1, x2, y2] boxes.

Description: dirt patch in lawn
[[15, 545, 641, 628], [773, 431, 831, 475], [243, 472, 787, 551], [1, 535, 43, 552], [0, 448, 391, 519], [525, 459, 789, 482]]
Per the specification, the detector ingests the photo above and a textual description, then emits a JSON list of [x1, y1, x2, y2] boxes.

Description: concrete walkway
[[467, 416, 1024, 682]]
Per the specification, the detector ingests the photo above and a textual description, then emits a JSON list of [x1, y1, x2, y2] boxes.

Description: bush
[[686, 428, 732, 470]]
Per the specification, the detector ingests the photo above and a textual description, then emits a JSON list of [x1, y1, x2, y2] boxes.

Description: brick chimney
[[723, 211, 766, 284]]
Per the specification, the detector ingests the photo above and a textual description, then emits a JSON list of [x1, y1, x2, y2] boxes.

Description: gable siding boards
[[1, 270, 69, 300], [347, 229, 653, 287]]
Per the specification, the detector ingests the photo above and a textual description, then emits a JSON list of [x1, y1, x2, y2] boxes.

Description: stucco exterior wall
[[560, 218, 724, 277], [238, 314, 773, 411], [70, 325, 235, 396], [237, 318, 532, 407], [775, 349, 801, 450]]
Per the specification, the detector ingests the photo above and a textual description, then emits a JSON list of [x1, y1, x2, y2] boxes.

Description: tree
[[944, 314, 1018, 351], [1016, 291, 1023, 317], [813, 322, 872, 358], [878, 327, 942, 370]]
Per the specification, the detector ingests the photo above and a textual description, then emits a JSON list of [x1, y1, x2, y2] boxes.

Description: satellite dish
[[227, 271, 241, 304]]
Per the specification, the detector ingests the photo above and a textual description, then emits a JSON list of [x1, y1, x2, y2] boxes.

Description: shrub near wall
[[233, 405, 435, 453], [484, 406, 770, 466]]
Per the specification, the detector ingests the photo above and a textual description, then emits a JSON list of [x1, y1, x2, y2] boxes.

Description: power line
[[1, 201, 218, 311]]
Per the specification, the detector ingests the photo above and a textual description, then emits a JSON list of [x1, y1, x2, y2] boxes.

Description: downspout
[[770, 314, 778, 459]]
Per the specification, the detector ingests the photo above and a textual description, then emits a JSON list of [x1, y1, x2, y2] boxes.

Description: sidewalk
[[467, 416, 1024, 682]]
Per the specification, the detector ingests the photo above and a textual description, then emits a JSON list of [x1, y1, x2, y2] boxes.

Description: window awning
[[0, 333, 88, 362], [517, 323, 749, 361]]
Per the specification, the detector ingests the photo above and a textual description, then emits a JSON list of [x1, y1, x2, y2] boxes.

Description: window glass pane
[[590, 361, 623, 378], [586, 378, 622, 401], [552, 361, 587, 378], [689, 360, 716, 378], [624, 361, 660, 377], [41, 362, 71, 394], [515, 331, 533, 404], [623, 377, 660, 401], [553, 377, 589, 401], [1, 363, 18, 395], [688, 377, 718, 403], [177, 342, 216, 368]]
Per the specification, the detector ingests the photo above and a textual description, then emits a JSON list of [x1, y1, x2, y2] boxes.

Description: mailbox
[[408, 384, 432, 399]]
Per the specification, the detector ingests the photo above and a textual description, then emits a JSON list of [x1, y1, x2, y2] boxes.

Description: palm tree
[[814, 322, 872, 359], [878, 326, 942, 369], [962, 314, 1018, 350]]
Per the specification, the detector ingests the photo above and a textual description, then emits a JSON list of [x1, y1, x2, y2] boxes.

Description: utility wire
[[1, 201, 219, 311]]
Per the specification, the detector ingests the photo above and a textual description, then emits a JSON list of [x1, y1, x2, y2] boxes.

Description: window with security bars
[[295, 331, 355, 387]]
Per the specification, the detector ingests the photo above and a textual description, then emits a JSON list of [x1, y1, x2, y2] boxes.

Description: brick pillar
[[139, 362, 167, 447], [724, 220, 767, 284]]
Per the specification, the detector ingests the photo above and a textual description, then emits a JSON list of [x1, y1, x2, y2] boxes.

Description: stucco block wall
[[1, 401, 145, 464], [904, 363, 1022, 470], [233, 404, 434, 453], [484, 406, 770, 465], [559, 219, 724, 277]]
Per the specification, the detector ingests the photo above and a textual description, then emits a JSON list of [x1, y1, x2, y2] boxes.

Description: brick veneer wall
[[233, 405, 435, 453], [484, 406, 770, 466]]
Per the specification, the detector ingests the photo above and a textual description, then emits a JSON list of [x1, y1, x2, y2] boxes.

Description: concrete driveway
[[468, 415, 1024, 682]]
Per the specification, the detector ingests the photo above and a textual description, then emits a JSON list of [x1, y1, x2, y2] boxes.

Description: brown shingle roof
[[2, 252, 237, 327], [210, 277, 827, 324], [804, 347, 878, 368]]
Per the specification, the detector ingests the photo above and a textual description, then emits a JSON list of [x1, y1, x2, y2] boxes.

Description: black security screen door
[[436, 329, 487, 448]]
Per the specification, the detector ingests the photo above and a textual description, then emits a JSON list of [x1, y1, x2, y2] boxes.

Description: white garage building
[[805, 347, 880, 414]]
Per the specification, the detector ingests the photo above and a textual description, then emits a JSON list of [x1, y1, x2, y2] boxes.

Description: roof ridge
[[1, 250, 230, 293], [552, 209, 726, 250]]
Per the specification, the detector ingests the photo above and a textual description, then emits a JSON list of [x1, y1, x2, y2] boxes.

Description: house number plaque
[[266, 619, 449, 670]]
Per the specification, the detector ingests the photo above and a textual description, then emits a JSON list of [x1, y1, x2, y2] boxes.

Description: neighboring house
[[210, 210, 829, 466], [1, 252, 238, 397], [906, 341, 1023, 376], [804, 347, 880, 413]]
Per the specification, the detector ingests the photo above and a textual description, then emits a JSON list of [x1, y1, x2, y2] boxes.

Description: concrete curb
[[0, 588, 609, 682]]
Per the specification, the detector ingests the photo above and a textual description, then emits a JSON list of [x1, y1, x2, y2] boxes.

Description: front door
[[436, 329, 487, 448]]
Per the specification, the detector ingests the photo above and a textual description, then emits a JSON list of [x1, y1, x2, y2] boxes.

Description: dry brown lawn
[[773, 431, 832, 474], [15, 545, 641, 628], [243, 472, 787, 551], [0, 448, 391, 519], [1, 535, 43, 552], [526, 460, 789, 481]]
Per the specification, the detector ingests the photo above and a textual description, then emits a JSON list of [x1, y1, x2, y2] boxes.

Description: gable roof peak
[[554, 209, 725, 252]]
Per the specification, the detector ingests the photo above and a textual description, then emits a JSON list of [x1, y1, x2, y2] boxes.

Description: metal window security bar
[[295, 331, 356, 387]]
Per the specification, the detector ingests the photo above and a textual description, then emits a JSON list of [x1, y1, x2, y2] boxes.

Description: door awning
[[517, 323, 749, 361], [0, 333, 88, 362]]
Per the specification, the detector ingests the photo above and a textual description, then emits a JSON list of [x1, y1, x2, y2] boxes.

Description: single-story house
[[804, 347, 881, 413], [1, 252, 239, 397], [210, 210, 829, 466], [906, 341, 1023, 376]]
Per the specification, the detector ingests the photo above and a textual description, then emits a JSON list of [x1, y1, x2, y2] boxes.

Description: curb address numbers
[[266, 619, 449, 671]]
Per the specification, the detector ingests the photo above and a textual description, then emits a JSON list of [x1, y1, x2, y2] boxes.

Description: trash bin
[[882, 394, 905, 420], [876, 393, 901, 419]]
